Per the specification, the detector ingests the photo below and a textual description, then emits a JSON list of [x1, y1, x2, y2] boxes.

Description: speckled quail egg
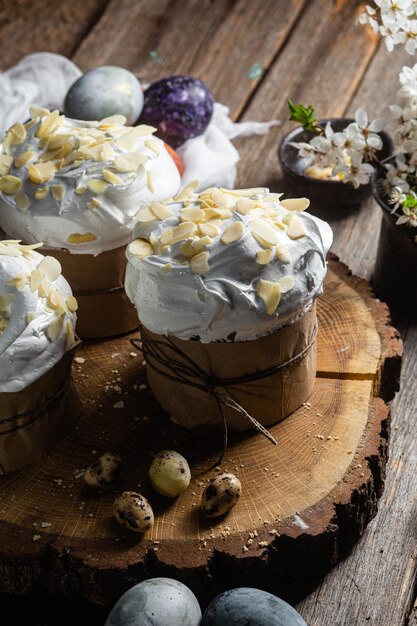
[[201, 472, 241, 518], [202, 588, 308, 625], [84, 452, 121, 489], [64, 66, 144, 125], [149, 450, 191, 498], [113, 491, 154, 533], [105, 577, 202, 626]]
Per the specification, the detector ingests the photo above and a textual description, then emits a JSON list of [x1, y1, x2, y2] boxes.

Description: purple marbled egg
[[140, 75, 214, 148]]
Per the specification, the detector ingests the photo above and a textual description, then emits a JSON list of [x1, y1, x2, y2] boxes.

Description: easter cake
[[125, 186, 332, 433], [0, 109, 181, 338], [0, 240, 80, 473]]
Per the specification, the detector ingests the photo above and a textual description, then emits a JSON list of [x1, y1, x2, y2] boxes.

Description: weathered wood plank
[[0, 0, 110, 70], [72, 0, 308, 117]]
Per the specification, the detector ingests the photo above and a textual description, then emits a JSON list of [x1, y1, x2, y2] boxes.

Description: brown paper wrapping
[[0, 350, 82, 474], [146, 303, 317, 433], [46, 246, 138, 339]]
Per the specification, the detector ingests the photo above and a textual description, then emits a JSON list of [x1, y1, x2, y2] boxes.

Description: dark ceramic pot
[[371, 158, 417, 316], [278, 118, 394, 208]]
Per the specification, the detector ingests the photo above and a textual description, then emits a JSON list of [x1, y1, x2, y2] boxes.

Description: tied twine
[[131, 321, 318, 464], [0, 376, 71, 437]]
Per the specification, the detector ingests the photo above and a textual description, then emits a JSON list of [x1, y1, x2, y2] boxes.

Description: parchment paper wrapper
[[46, 246, 138, 339], [0, 350, 81, 474], [145, 303, 317, 432]]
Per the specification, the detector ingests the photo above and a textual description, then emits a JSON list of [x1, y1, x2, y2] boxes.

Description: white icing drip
[[0, 114, 181, 255], [125, 187, 333, 342], [0, 241, 77, 392]]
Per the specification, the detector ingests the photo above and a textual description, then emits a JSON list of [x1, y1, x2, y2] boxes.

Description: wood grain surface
[[0, 0, 416, 624]]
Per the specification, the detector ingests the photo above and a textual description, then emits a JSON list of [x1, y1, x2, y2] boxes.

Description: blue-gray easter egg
[[64, 66, 143, 125], [202, 588, 307, 626], [105, 577, 202, 626]]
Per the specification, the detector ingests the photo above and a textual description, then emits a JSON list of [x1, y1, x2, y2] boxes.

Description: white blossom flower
[[343, 162, 375, 189], [358, 1, 417, 53]]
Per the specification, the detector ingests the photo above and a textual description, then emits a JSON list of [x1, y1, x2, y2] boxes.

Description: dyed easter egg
[[64, 66, 143, 124], [202, 588, 308, 626], [140, 75, 214, 148], [105, 577, 202, 626]]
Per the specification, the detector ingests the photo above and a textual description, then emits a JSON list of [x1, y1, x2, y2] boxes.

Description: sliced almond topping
[[66, 295, 78, 313], [38, 277, 51, 299], [168, 221, 197, 244], [87, 198, 102, 210], [190, 251, 210, 274], [279, 275, 295, 293], [130, 124, 157, 136], [99, 114, 127, 126], [35, 110, 63, 140], [147, 171, 155, 193], [286, 215, 307, 239], [8, 275, 28, 291], [9, 122, 27, 145], [101, 143, 115, 162], [0, 175, 22, 195], [30, 269, 44, 292], [181, 237, 211, 258], [256, 248, 273, 265], [204, 208, 233, 221], [103, 168, 122, 185], [115, 131, 141, 151], [235, 198, 255, 215], [280, 197, 310, 212], [35, 186, 49, 200], [275, 244, 292, 264], [46, 314, 64, 341], [175, 185, 198, 202], [257, 279, 281, 315], [37, 256, 62, 282], [221, 221, 245, 244], [65, 319, 76, 348], [15, 150, 36, 169], [30, 106, 50, 118], [67, 233, 97, 244], [250, 219, 280, 247], [75, 185, 87, 195], [145, 139, 160, 155], [150, 202, 173, 219], [181, 207, 205, 222], [160, 263, 172, 273], [198, 222, 220, 237], [136, 207, 157, 222], [114, 152, 147, 172], [0, 154, 13, 176], [51, 185, 65, 201], [128, 239, 153, 259], [87, 179, 108, 195], [26, 311, 36, 324], [159, 228, 174, 245], [28, 162, 56, 184], [15, 191, 30, 211]]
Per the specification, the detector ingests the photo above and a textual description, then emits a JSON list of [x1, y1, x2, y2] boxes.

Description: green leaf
[[401, 192, 417, 210], [287, 99, 318, 132]]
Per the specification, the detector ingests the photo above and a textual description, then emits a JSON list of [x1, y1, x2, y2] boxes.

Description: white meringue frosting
[[0, 240, 77, 392], [125, 186, 333, 342], [0, 109, 181, 255]]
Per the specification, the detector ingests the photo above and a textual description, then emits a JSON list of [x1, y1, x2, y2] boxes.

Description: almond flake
[[279, 275, 295, 293], [280, 197, 310, 212], [136, 207, 156, 222], [150, 202, 173, 219], [128, 239, 153, 259], [114, 152, 147, 172], [190, 251, 210, 274], [221, 221, 245, 244], [168, 221, 197, 244], [181, 238, 209, 258], [26, 311, 36, 324], [34, 186, 49, 200], [250, 219, 280, 247], [35, 110, 63, 139], [145, 139, 160, 155], [102, 169, 122, 185], [46, 314, 64, 340], [66, 295, 78, 312], [67, 233, 96, 244], [181, 207, 205, 222], [38, 256, 62, 282], [198, 222, 220, 237], [130, 124, 157, 136], [101, 143, 115, 162], [15, 151, 36, 169], [286, 215, 307, 239], [87, 179, 108, 195], [159, 228, 174, 245], [99, 114, 127, 126], [275, 244, 292, 264], [161, 263, 172, 273], [0, 175, 22, 195], [51, 185, 65, 201], [235, 198, 255, 215], [9, 122, 27, 145], [65, 320, 75, 348], [30, 106, 50, 118], [256, 248, 273, 265], [38, 277, 51, 298], [204, 208, 233, 220], [28, 162, 56, 185], [74, 185, 87, 195], [147, 171, 155, 193], [0, 155, 13, 176], [175, 186, 197, 202], [15, 191, 30, 211], [257, 279, 281, 314]]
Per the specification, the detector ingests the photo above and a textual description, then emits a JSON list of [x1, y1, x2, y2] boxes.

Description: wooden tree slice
[[0, 257, 402, 606]]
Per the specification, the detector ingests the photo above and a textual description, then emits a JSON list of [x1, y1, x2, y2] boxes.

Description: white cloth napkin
[[0, 52, 280, 189]]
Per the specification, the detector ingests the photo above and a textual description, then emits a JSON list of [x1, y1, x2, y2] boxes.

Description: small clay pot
[[371, 160, 417, 316], [278, 118, 394, 208]]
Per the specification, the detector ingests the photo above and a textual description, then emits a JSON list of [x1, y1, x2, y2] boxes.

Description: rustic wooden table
[[0, 1, 416, 625]]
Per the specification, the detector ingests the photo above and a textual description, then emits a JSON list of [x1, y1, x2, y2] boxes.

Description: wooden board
[[0, 257, 402, 606]]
